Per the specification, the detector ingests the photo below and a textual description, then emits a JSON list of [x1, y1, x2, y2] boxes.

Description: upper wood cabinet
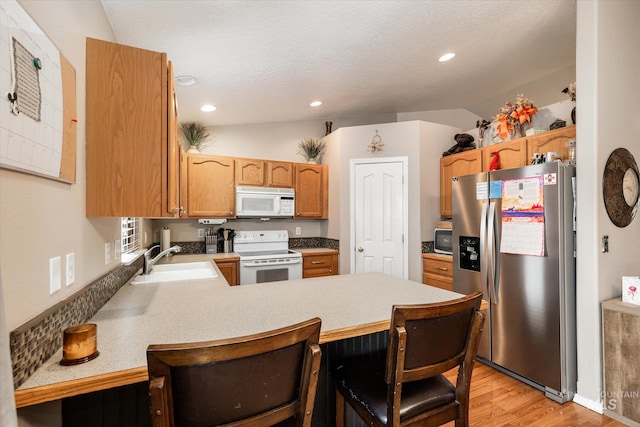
[[267, 161, 294, 188], [86, 38, 179, 217], [527, 125, 576, 163], [235, 159, 294, 188], [294, 164, 328, 218], [440, 149, 482, 218], [481, 139, 528, 172], [236, 158, 265, 186], [181, 153, 236, 218]]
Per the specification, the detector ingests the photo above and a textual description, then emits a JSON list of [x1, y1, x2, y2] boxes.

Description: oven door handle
[[241, 258, 302, 267]]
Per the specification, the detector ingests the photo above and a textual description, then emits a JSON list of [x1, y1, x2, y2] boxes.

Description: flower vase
[[188, 146, 200, 154], [515, 123, 526, 138], [307, 158, 317, 164]]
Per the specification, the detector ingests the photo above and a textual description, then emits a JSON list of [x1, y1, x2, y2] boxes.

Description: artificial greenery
[[298, 137, 326, 160], [180, 122, 210, 147]]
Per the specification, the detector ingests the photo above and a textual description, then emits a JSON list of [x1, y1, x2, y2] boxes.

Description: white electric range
[[233, 230, 302, 285]]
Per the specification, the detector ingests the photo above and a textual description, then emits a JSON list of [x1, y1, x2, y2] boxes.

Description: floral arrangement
[[180, 122, 210, 148], [368, 130, 384, 153], [562, 82, 576, 102], [298, 137, 326, 162], [493, 94, 538, 140]]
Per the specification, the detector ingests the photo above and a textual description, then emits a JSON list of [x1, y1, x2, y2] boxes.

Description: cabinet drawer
[[302, 253, 338, 278], [423, 274, 454, 291], [422, 258, 453, 279]]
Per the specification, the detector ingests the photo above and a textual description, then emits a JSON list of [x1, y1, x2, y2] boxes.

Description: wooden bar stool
[[333, 293, 484, 427], [147, 318, 322, 427]]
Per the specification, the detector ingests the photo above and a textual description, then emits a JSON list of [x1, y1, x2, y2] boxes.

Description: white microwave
[[434, 228, 453, 255], [236, 186, 295, 218]]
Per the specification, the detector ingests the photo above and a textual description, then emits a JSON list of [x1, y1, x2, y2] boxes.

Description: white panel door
[[352, 159, 406, 278]]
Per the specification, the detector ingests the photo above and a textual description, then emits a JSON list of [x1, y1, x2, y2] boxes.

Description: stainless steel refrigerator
[[452, 162, 576, 403]]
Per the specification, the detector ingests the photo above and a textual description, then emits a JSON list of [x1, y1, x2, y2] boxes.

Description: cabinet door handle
[[311, 261, 325, 264], [435, 266, 448, 271]]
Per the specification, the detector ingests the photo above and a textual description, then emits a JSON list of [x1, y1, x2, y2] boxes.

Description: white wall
[[573, 0, 640, 410], [325, 121, 459, 281]]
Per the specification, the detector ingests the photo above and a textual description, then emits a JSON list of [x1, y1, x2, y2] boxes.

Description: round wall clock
[[603, 148, 639, 227]]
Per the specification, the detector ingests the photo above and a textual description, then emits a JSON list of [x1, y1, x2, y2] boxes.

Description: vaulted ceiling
[[101, 0, 576, 127]]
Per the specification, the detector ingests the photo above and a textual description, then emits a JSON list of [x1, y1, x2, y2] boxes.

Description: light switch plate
[[105, 242, 111, 265], [295, 227, 301, 236], [66, 253, 75, 286], [50, 257, 61, 294], [114, 239, 121, 259], [198, 228, 205, 238]]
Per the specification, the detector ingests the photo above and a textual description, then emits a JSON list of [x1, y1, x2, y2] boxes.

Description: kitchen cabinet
[[602, 299, 640, 424], [481, 138, 528, 171], [294, 164, 328, 218], [527, 125, 576, 163], [267, 161, 294, 187], [422, 253, 453, 291], [236, 158, 265, 186], [86, 38, 179, 217], [235, 159, 294, 188], [215, 259, 239, 285], [181, 153, 235, 218], [440, 149, 482, 218], [302, 251, 339, 278]]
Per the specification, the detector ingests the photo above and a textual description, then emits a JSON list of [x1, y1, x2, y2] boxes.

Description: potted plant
[[180, 122, 210, 153], [298, 137, 326, 164]]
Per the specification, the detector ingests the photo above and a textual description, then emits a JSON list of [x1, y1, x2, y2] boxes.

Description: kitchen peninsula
[[15, 254, 461, 412]]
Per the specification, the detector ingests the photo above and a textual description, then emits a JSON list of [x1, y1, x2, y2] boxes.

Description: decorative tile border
[[10, 257, 143, 388]]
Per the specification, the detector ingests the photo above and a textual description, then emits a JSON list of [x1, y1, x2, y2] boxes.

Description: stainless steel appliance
[[236, 186, 295, 218], [452, 162, 576, 403], [434, 228, 453, 254], [235, 230, 302, 285]]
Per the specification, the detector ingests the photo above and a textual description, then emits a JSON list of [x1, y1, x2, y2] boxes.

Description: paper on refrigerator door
[[622, 276, 640, 305], [499, 176, 545, 256]]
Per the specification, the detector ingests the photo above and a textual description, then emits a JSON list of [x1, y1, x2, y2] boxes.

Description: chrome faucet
[[143, 244, 182, 275]]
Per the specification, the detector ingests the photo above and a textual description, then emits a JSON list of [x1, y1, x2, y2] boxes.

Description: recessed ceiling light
[[438, 53, 456, 62], [175, 75, 197, 86], [310, 101, 322, 107], [200, 104, 216, 112]]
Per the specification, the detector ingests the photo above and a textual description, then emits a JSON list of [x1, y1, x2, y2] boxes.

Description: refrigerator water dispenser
[[459, 236, 480, 272]]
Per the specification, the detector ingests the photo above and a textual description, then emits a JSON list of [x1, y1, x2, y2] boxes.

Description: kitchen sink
[[130, 261, 218, 284]]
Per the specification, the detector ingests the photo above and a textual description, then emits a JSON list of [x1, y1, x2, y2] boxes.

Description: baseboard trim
[[573, 393, 603, 413]]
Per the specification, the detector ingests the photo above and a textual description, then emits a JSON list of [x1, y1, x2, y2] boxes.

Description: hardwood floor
[[442, 362, 625, 426]]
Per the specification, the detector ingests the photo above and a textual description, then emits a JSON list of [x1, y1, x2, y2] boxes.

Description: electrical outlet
[[295, 227, 301, 236], [198, 228, 205, 238], [66, 253, 75, 286], [144, 231, 148, 244], [105, 242, 111, 265], [50, 257, 61, 294]]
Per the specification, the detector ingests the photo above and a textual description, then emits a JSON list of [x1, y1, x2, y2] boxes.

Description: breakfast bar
[[15, 255, 462, 422]]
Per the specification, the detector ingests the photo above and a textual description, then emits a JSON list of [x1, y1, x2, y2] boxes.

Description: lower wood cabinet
[[302, 251, 339, 278], [215, 259, 239, 285], [602, 299, 640, 424], [422, 253, 453, 291]]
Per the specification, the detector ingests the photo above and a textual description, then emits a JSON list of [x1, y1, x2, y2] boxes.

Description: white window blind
[[121, 217, 140, 254]]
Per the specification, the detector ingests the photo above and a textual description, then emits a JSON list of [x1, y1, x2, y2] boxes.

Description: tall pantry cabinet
[[86, 38, 180, 217]]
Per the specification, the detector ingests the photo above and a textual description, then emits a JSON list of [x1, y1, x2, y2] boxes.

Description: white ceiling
[[100, 0, 576, 127]]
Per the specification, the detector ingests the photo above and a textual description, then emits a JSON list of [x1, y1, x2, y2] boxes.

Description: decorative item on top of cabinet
[[422, 253, 453, 291], [181, 153, 235, 218], [215, 258, 239, 285], [298, 137, 326, 164], [294, 163, 328, 219], [86, 38, 179, 217], [302, 251, 339, 278], [440, 149, 482, 218]]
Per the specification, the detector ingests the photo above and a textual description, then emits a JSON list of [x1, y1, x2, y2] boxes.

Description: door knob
[[357, 247, 364, 252]]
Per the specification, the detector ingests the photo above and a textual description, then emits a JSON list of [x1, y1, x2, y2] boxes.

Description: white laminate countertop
[[16, 254, 460, 404]]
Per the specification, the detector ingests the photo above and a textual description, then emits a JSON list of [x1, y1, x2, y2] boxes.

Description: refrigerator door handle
[[480, 201, 490, 302], [487, 201, 499, 304]]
